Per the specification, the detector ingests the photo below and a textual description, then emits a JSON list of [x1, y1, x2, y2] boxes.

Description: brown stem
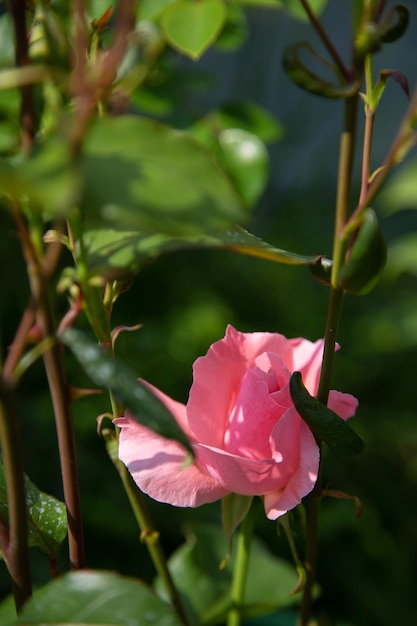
[[299, 0, 351, 82], [7, 0, 36, 154], [352, 84, 417, 219], [3, 224, 65, 381], [12, 207, 84, 570], [0, 378, 32, 612]]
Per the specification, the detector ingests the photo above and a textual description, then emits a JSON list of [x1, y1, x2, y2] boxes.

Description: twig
[[7, 0, 36, 154], [0, 378, 32, 612], [12, 207, 85, 570]]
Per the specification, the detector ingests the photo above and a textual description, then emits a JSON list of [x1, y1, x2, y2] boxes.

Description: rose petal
[[137, 380, 193, 437], [264, 421, 319, 519], [328, 390, 359, 420], [188, 325, 298, 446], [224, 368, 285, 459], [115, 417, 228, 507], [196, 443, 290, 496], [289, 338, 325, 395]]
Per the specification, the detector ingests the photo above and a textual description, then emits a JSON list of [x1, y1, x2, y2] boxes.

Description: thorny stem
[[12, 207, 85, 570], [299, 95, 358, 626], [0, 379, 32, 612]]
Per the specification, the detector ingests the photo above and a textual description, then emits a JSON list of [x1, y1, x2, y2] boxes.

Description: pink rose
[[114, 325, 358, 519]]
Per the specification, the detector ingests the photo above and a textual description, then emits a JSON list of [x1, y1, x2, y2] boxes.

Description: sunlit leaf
[[81, 115, 246, 235], [0, 461, 67, 561], [61, 328, 193, 456], [161, 0, 226, 60], [11, 570, 182, 625], [216, 128, 269, 207], [215, 100, 284, 143], [83, 226, 324, 279]]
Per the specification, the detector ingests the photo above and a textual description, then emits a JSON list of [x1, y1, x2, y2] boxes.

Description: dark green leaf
[[290, 372, 364, 456], [83, 226, 324, 279], [282, 42, 360, 99], [0, 461, 67, 560], [161, 0, 226, 60], [81, 115, 246, 235], [14, 570, 182, 625], [337, 208, 387, 295], [61, 328, 193, 455], [154, 523, 300, 624]]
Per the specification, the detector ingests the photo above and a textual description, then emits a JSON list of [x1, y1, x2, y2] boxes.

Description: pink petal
[[137, 380, 193, 438], [328, 390, 359, 420], [196, 443, 289, 496], [224, 368, 285, 459], [114, 417, 228, 507], [264, 421, 319, 519], [188, 325, 296, 447], [289, 338, 325, 395]]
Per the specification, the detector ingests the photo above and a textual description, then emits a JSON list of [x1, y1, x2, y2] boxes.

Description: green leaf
[[139, 0, 179, 21], [155, 523, 300, 624], [379, 158, 417, 215], [0, 13, 15, 68], [83, 226, 324, 279], [337, 208, 387, 295], [12, 570, 182, 625], [161, 0, 226, 60], [215, 100, 284, 144], [0, 461, 67, 560], [61, 328, 193, 456], [290, 372, 364, 456], [81, 115, 246, 235], [0, 138, 80, 218], [222, 494, 253, 558], [217, 128, 269, 207]]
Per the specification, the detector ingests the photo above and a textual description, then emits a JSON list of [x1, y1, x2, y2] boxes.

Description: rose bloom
[[114, 325, 358, 519]]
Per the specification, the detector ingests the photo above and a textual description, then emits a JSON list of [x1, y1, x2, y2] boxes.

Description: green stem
[[227, 504, 256, 626], [299, 95, 358, 626], [0, 378, 32, 612], [106, 432, 190, 626]]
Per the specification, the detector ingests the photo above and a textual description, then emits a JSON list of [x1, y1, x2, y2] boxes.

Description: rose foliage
[[115, 326, 358, 519]]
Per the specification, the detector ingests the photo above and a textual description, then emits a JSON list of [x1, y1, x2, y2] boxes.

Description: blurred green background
[[2, 2, 417, 625]]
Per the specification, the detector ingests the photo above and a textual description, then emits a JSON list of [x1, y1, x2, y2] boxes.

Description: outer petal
[[137, 380, 193, 438], [264, 420, 319, 519], [196, 443, 289, 496], [115, 417, 228, 507], [289, 338, 325, 395], [328, 390, 359, 420]]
